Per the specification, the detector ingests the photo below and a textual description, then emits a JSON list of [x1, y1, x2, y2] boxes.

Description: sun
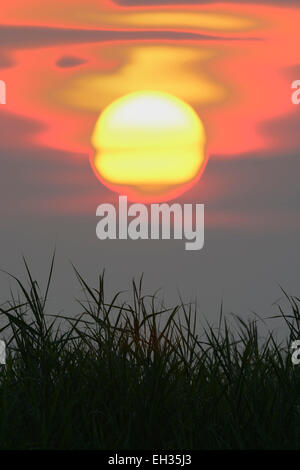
[[91, 91, 207, 202]]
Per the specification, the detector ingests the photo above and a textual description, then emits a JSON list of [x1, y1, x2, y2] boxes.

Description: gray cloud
[[56, 56, 87, 68], [0, 110, 108, 215], [203, 152, 300, 213], [0, 25, 260, 51]]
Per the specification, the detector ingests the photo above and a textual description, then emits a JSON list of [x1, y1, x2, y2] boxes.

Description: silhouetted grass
[[0, 254, 300, 449]]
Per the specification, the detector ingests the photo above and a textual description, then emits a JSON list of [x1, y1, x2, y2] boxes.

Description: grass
[[0, 254, 300, 450]]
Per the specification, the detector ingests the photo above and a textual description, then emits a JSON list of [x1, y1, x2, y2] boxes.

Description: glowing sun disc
[[91, 91, 207, 201]]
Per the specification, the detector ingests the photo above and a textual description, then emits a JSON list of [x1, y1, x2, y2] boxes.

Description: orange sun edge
[[89, 147, 210, 204]]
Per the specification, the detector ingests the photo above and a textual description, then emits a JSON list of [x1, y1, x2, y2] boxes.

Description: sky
[[0, 1, 299, 326]]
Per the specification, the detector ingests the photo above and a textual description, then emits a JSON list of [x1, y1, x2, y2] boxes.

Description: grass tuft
[[0, 255, 300, 449]]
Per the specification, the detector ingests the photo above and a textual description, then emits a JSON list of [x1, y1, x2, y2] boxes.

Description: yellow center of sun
[[91, 91, 206, 200]]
